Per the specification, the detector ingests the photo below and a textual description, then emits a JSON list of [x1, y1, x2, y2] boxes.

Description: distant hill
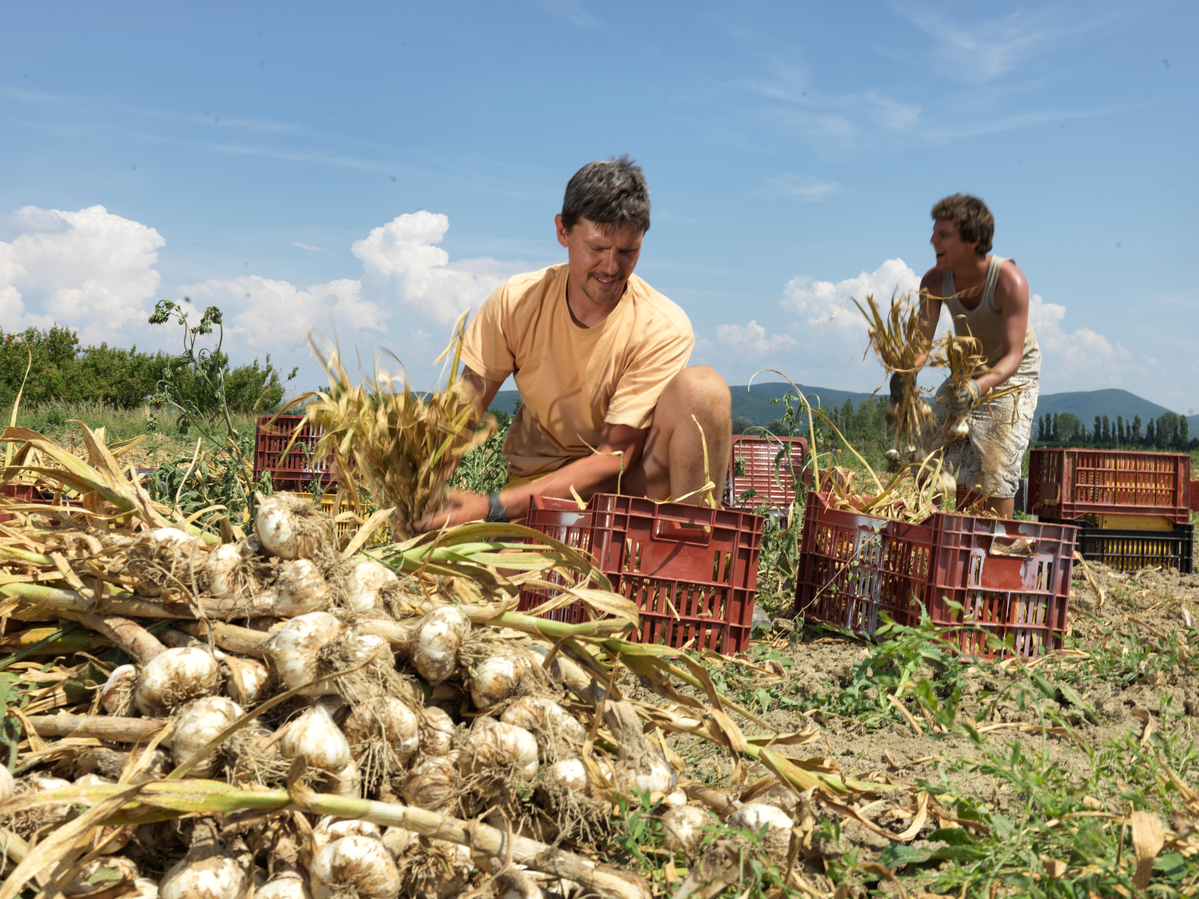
[[491, 383, 1198, 432], [491, 382, 876, 425]]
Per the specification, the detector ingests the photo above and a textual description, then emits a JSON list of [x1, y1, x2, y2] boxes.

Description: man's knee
[[660, 366, 731, 416]]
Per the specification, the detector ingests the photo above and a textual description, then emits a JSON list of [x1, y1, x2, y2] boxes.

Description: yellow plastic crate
[[318, 492, 392, 548], [1082, 512, 1174, 531]]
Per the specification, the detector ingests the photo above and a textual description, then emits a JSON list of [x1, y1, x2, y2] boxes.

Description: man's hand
[[947, 379, 982, 414], [413, 489, 491, 532]]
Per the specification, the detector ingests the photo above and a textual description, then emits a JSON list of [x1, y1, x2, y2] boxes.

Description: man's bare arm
[[413, 420, 647, 530], [911, 270, 943, 370]]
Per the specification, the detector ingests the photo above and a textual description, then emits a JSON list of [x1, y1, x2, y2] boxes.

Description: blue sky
[[2, 1, 1196, 414]]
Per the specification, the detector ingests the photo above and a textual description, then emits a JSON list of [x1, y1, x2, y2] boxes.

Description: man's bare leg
[[624, 367, 732, 504]]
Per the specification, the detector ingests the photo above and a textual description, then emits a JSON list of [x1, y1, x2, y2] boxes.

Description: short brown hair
[[931, 194, 993, 255], [561, 155, 650, 234]]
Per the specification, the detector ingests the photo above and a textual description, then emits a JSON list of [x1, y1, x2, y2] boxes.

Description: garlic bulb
[[262, 559, 331, 616], [126, 528, 209, 598], [256, 493, 333, 560], [400, 839, 473, 899], [64, 856, 138, 897], [100, 664, 138, 716], [345, 559, 399, 614], [542, 758, 589, 793], [467, 646, 538, 709], [202, 541, 266, 599], [412, 607, 470, 684], [0, 765, 13, 803], [727, 802, 795, 862], [662, 789, 688, 808], [624, 756, 676, 796], [281, 702, 351, 773], [222, 656, 272, 707], [257, 869, 311, 899], [309, 835, 402, 899], [265, 612, 344, 696], [400, 754, 460, 812], [170, 697, 244, 778], [21, 774, 78, 828], [381, 826, 415, 862], [159, 850, 249, 899], [500, 696, 587, 746], [661, 805, 711, 855], [312, 816, 381, 854], [342, 696, 421, 761], [327, 760, 362, 799], [75, 773, 114, 787], [461, 722, 539, 784], [419, 707, 456, 756], [134, 646, 223, 716]]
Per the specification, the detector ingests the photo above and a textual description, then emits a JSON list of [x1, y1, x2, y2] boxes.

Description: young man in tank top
[[413, 157, 732, 530], [906, 194, 1041, 517]]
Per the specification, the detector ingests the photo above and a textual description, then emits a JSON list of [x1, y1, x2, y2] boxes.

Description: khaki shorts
[[934, 376, 1039, 500]]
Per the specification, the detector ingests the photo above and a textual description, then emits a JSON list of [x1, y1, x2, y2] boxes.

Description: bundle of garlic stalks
[[0, 421, 895, 899], [853, 291, 933, 466], [278, 315, 496, 541]]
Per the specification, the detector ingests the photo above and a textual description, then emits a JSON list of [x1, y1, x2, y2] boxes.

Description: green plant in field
[[147, 301, 292, 523], [864, 723, 1199, 897], [812, 608, 967, 731], [448, 408, 511, 494]]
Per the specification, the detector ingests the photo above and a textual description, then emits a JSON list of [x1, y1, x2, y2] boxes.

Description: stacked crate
[[725, 434, 809, 515], [253, 414, 336, 493], [1028, 448, 1193, 573], [794, 491, 1078, 660], [518, 494, 766, 654]]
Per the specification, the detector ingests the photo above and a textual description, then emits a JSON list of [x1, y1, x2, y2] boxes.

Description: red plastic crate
[[1028, 448, 1191, 525], [794, 492, 935, 637], [518, 494, 765, 654], [254, 415, 335, 492], [0, 482, 39, 525], [726, 434, 810, 512], [922, 513, 1077, 660], [1190, 480, 1199, 513], [794, 492, 1078, 660]]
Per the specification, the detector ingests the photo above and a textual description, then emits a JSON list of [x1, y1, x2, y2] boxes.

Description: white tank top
[[942, 255, 1040, 379]]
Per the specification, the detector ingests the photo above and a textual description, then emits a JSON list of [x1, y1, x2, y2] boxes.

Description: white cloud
[[0, 205, 163, 341], [351, 211, 512, 323], [1027, 293, 1135, 390], [713, 320, 798, 357], [766, 175, 837, 202], [890, 3, 1119, 82], [2, 205, 520, 378], [180, 275, 389, 351], [781, 258, 920, 330]]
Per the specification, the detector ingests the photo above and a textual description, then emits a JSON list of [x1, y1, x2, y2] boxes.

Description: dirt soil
[[626, 557, 1199, 883]]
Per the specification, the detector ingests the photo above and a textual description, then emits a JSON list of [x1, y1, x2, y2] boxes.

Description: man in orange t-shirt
[[415, 156, 731, 528]]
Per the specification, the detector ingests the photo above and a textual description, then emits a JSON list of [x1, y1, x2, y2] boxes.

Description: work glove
[[946, 379, 982, 414], [889, 372, 904, 403]]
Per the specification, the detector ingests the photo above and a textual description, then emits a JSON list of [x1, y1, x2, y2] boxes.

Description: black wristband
[[485, 492, 508, 523]]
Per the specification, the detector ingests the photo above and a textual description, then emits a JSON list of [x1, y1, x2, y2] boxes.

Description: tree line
[[0, 322, 291, 417], [1036, 411, 1195, 450]]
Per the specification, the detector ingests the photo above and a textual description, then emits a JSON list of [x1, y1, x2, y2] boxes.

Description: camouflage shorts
[[934, 377, 1039, 499]]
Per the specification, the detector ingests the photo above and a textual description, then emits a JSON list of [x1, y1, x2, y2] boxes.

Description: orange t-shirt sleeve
[[460, 284, 516, 382], [604, 326, 694, 430]]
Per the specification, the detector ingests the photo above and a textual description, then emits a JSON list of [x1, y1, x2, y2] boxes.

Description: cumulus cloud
[[0, 205, 164, 341], [714, 320, 798, 356], [1027, 293, 1134, 389], [767, 175, 838, 202], [352, 211, 510, 323], [1, 205, 521, 382], [180, 275, 390, 351], [781, 258, 919, 330]]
